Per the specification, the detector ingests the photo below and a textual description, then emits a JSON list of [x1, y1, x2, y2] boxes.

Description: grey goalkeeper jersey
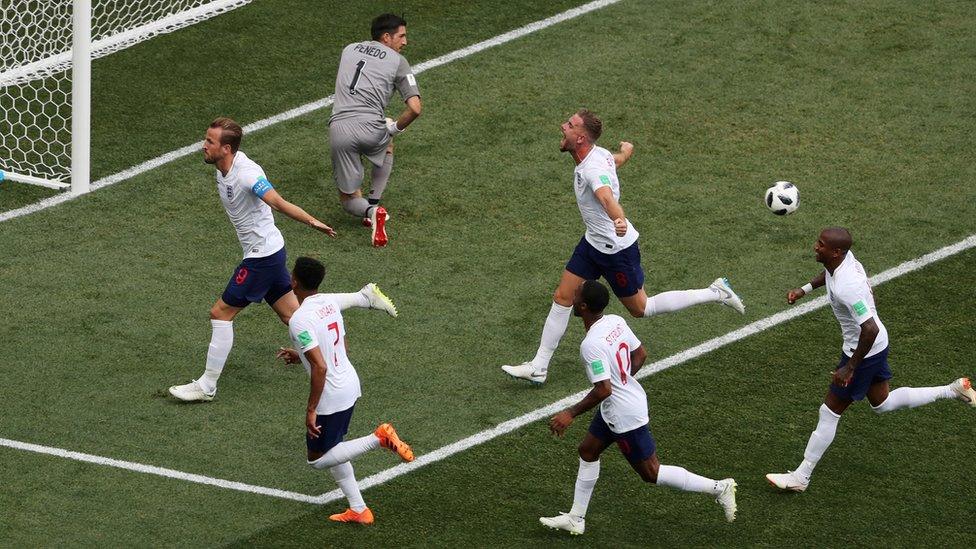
[[330, 41, 420, 124]]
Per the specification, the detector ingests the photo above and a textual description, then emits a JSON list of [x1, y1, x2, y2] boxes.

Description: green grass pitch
[[1, 1, 974, 546]]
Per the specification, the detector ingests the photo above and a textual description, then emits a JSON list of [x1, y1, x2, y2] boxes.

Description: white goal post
[[0, 0, 254, 194]]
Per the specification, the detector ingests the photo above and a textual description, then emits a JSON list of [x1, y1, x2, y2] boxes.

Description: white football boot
[[716, 478, 738, 522], [539, 512, 585, 535], [501, 362, 547, 385], [168, 380, 215, 402], [765, 471, 809, 492], [949, 377, 976, 407], [710, 277, 745, 314], [362, 283, 397, 318]]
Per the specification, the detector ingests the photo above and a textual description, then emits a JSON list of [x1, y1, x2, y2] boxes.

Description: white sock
[[328, 462, 366, 512], [657, 464, 722, 495], [872, 385, 953, 413], [795, 404, 841, 481], [643, 288, 716, 317], [569, 458, 600, 518], [307, 434, 381, 470], [199, 319, 233, 393], [326, 291, 370, 311], [531, 302, 572, 371]]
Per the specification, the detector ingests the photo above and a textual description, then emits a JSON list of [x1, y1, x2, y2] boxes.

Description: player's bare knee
[[553, 288, 575, 307], [307, 450, 325, 467], [639, 467, 658, 483], [626, 303, 644, 318], [577, 445, 600, 462]]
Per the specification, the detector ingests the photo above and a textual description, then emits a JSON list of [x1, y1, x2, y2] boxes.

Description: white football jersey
[[825, 251, 888, 358], [574, 146, 639, 254], [216, 151, 285, 259], [580, 314, 648, 433], [288, 294, 361, 415]]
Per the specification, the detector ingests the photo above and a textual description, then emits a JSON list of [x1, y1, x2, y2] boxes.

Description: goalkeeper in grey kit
[[329, 13, 422, 247]]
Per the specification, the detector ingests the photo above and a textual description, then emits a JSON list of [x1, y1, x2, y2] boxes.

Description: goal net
[[0, 0, 254, 193]]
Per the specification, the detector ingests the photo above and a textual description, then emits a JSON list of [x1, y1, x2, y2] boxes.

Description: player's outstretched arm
[[549, 380, 611, 436], [594, 186, 628, 237], [787, 271, 826, 304], [261, 189, 337, 237], [388, 96, 422, 135], [613, 141, 634, 168]]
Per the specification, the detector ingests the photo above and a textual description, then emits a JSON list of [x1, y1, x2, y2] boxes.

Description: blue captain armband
[[251, 176, 274, 198]]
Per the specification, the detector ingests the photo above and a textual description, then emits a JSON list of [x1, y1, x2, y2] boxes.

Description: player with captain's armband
[[168, 118, 398, 403]]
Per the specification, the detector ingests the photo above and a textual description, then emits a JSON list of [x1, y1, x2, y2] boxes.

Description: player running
[[540, 280, 737, 535], [168, 117, 397, 402], [766, 227, 976, 492], [276, 257, 414, 525], [502, 109, 744, 385], [329, 13, 422, 247]]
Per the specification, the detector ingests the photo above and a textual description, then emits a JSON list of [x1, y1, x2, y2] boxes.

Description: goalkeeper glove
[[385, 117, 403, 136]]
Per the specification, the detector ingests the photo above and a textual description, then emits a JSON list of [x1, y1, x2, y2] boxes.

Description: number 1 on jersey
[[349, 60, 366, 95]]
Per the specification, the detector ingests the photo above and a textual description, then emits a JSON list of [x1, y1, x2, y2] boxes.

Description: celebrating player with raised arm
[[539, 280, 737, 535], [329, 13, 422, 247], [502, 109, 745, 385], [276, 257, 413, 525], [766, 227, 976, 492], [168, 118, 397, 402]]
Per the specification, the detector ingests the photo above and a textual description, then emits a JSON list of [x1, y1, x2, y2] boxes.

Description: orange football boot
[[329, 507, 374, 525], [374, 423, 414, 462]]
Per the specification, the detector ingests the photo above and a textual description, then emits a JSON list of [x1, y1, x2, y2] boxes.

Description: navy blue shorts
[[221, 247, 292, 308], [566, 237, 645, 298], [588, 409, 656, 465], [829, 346, 893, 401], [306, 405, 355, 454]]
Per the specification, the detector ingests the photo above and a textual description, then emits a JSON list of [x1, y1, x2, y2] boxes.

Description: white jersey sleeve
[[834, 283, 874, 325], [581, 339, 612, 384], [289, 315, 319, 354], [236, 164, 273, 198]]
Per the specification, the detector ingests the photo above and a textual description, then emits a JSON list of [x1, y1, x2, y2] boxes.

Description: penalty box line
[[0, 0, 623, 224], [1, 233, 973, 504]]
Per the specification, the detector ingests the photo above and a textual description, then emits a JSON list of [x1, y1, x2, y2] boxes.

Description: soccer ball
[[765, 181, 799, 215]]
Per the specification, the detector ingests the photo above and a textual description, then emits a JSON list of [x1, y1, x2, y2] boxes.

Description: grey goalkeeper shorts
[[328, 119, 391, 193]]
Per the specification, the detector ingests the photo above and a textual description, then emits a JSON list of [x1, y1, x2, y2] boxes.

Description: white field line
[[0, 0, 622, 224], [0, 437, 318, 504], [3, 233, 972, 504]]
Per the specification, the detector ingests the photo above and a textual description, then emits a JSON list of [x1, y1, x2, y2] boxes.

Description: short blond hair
[[209, 117, 243, 153], [576, 109, 603, 142]]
